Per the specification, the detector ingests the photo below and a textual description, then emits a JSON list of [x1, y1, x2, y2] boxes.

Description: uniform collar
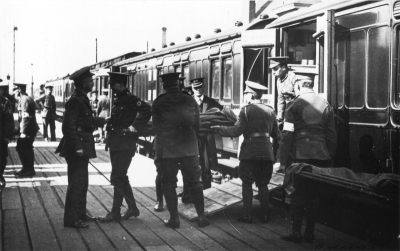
[[299, 89, 314, 95], [116, 88, 129, 98], [165, 86, 180, 93], [195, 95, 204, 103], [248, 99, 262, 104]]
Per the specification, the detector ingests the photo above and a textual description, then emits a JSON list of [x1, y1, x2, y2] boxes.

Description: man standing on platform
[[56, 66, 104, 228], [98, 72, 151, 223], [279, 72, 337, 243], [0, 79, 14, 187], [35, 83, 57, 142], [13, 83, 39, 177], [212, 81, 278, 224], [152, 72, 210, 229]]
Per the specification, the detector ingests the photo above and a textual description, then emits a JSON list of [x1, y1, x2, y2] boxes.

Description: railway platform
[[1, 140, 382, 251]]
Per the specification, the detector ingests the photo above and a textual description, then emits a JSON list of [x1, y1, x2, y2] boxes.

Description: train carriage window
[[175, 65, 181, 73], [196, 60, 202, 78], [211, 60, 220, 100], [396, 26, 400, 107], [285, 21, 316, 65], [189, 62, 196, 80], [183, 64, 189, 88], [168, 65, 174, 73], [157, 68, 163, 95], [349, 31, 366, 108], [367, 26, 389, 109], [222, 58, 233, 102], [233, 54, 241, 105], [202, 60, 209, 96]]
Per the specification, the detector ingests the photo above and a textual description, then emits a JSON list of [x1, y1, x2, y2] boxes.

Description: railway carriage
[[266, 0, 399, 174], [112, 20, 277, 158]]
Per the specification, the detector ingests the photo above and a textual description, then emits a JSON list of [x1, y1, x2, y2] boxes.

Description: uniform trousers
[[288, 158, 331, 233], [0, 140, 8, 175], [239, 159, 273, 216], [159, 156, 203, 190], [110, 150, 137, 213], [42, 117, 56, 141], [64, 156, 89, 225], [16, 137, 35, 172]]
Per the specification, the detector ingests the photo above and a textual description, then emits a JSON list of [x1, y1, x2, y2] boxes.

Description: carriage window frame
[[395, 25, 400, 109], [221, 56, 233, 104], [210, 59, 221, 101]]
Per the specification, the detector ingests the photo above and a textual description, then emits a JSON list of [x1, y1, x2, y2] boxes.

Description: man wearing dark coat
[[212, 81, 278, 224], [98, 72, 151, 223], [14, 83, 39, 177], [279, 72, 337, 243], [35, 83, 57, 142], [152, 72, 210, 229], [191, 77, 223, 113], [0, 79, 14, 188], [55, 66, 105, 228]]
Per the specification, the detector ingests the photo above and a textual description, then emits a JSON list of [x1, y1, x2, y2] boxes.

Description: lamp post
[[13, 26, 18, 83], [31, 63, 34, 98], [6, 74, 10, 94]]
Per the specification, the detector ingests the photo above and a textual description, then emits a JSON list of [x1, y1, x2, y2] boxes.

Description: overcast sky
[[0, 0, 242, 89]]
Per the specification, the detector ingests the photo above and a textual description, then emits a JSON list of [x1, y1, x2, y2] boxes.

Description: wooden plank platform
[[0, 145, 382, 251]]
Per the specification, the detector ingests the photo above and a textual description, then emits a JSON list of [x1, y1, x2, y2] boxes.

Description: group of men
[[0, 53, 337, 244], [0, 79, 40, 185], [55, 67, 215, 229]]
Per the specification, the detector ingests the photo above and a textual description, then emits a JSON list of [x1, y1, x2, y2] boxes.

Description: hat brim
[[269, 62, 281, 69]]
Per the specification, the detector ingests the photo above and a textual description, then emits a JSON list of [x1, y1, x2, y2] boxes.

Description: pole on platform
[[13, 26, 18, 83], [31, 63, 34, 98]]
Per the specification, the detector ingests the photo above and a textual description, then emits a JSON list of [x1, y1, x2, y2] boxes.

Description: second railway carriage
[[265, 0, 399, 245], [267, 0, 400, 174]]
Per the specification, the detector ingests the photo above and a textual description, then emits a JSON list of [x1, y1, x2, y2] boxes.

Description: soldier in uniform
[[279, 72, 337, 243], [55, 66, 104, 228], [212, 81, 278, 223], [98, 72, 151, 223], [270, 57, 297, 162], [0, 79, 14, 187], [152, 72, 210, 229], [14, 83, 39, 177], [269, 56, 297, 122], [35, 83, 57, 142]]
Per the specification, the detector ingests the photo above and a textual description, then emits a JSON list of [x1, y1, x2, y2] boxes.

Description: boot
[[191, 187, 210, 227], [163, 188, 180, 229], [242, 182, 253, 218], [258, 185, 270, 223]]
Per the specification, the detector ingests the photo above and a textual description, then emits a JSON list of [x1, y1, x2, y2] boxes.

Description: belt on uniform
[[247, 132, 270, 138], [77, 126, 93, 132], [296, 128, 325, 136], [161, 126, 193, 133]]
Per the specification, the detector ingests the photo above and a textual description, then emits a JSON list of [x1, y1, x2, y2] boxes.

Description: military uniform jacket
[[215, 102, 278, 161], [55, 89, 105, 158], [35, 93, 56, 120], [152, 87, 200, 158], [280, 90, 337, 165], [17, 94, 39, 136], [198, 95, 223, 113], [106, 89, 151, 153], [277, 71, 297, 121], [0, 96, 14, 140]]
